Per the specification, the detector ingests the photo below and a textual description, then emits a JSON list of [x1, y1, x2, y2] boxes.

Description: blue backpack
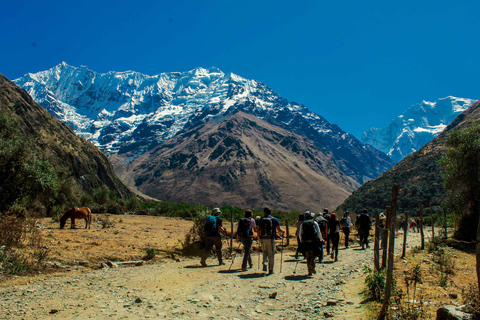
[[204, 215, 217, 235]]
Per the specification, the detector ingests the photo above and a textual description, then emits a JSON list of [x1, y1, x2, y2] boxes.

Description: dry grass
[[33, 214, 193, 268], [389, 240, 476, 319]]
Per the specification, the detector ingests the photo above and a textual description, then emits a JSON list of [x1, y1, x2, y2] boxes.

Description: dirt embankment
[[1, 216, 429, 319]]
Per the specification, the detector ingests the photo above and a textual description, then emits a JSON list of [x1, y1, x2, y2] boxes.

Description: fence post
[[419, 201, 425, 250], [443, 208, 447, 239], [230, 210, 234, 254], [402, 211, 408, 258], [381, 208, 389, 269], [374, 210, 380, 271], [430, 203, 435, 239], [286, 220, 290, 246], [378, 183, 399, 320]]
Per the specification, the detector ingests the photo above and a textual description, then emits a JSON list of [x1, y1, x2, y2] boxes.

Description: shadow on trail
[[218, 269, 241, 274], [237, 272, 267, 279], [284, 259, 300, 263], [284, 275, 312, 281], [184, 265, 217, 269]]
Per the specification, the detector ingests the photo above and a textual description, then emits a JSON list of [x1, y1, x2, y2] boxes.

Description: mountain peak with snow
[[361, 96, 477, 163]]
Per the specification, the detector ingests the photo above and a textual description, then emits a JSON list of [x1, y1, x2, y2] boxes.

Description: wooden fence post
[[419, 201, 425, 250], [443, 208, 447, 239], [430, 203, 435, 239], [402, 211, 408, 258], [286, 220, 290, 246], [381, 209, 389, 269], [230, 210, 234, 254], [374, 210, 380, 271], [378, 183, 399, 320]]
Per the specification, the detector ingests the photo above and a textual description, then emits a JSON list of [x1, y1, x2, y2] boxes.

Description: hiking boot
[[219, 260, 225, 265], [334, 258, 338, 262], [248, 264, 253, 269], [200, 260, 207, 267], [268, 270, 274, 275], [241, 268, 247, 271], [263, 265, 267, 272], [330, 252, 334, 259], [308, 272, 312, 276]]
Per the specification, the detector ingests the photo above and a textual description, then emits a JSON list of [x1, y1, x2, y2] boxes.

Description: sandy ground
[[0, 215, 427, 319]]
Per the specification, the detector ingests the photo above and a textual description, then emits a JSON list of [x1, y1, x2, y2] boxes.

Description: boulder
[[436, 305, 472, 320]]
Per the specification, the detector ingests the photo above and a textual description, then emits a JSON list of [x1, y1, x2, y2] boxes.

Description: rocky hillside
[[0, 73, 133, 202], [338, 99, 480, 213], [121, 112, 358, 211], [362, 96, 476, 163], [15, 63, 393, 185]]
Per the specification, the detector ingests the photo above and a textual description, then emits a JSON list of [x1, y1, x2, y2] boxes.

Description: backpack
[[204, 215, 217, 236], [237, 217, 251, 237], [340, 217, 348, 228], [314, 216, 327, 233], [259, 217, 274, 239], [301, 220, 317, 243], [359, 214, 371, 230]]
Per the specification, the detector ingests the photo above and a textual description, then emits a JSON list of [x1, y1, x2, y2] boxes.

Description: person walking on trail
[[326, 213, 341, 262], [236, 209, 257, 271], [357, 209, 372, 249], [200, 208, 226, 267], [340, 211, 353, 248], [378, 212, 387, 249], [256, 207, 285, 275], [314, 212, 327, 263], [295, 213, 305, 259], [321, 209, 332, 255], [299, 211, 324, 275]]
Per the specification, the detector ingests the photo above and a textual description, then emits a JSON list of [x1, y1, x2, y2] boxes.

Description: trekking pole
[[293, 257, 300, 274], [258, 240, 261, 270], [229, 241, 242, 270]]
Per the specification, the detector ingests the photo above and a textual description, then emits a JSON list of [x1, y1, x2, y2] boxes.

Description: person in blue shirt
[[256, 207, 285, 275]]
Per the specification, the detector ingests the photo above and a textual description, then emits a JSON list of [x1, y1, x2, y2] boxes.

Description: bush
[[363, 266, 389, 302], [462, 283, 480, 317], [0, 215, 26, 247]]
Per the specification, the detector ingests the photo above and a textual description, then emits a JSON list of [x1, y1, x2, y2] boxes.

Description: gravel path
[[0, 230, 426, 319]]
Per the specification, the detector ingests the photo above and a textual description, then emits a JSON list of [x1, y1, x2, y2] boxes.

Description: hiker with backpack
[[295, 213, 305, 259], [236, 209, 257, 271], [326, 213, 341, 262], [321, 209, 332, 255], [200, 208, 227, 267], [357, 209, 372, 249], [298, 211, 324, 275], [256, 207, 285, 275], [314, 212, 327, 263], [340, 211, 353, 248]]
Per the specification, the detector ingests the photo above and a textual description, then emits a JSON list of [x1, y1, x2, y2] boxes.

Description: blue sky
[[1, 0, 479, 138]]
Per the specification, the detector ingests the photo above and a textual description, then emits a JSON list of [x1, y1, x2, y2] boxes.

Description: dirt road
[[0, 229, 426, 319]]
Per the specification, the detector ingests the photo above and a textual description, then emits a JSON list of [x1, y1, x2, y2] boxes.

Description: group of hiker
[[200, 207, 374, 276]]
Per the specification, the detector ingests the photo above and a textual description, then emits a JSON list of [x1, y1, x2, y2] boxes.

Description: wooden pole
[[378, 206, 396, 320], [286, 220, 290, 246], [402, 211, 408, 258], [381, 209, 389, 269], [230, 210, 234, 254], [443, 208, 447, 239], [378, 183, 400, 319], [374, 210, 380, 271], [419, 201, 425, 250], [430, 203, 435, 239]]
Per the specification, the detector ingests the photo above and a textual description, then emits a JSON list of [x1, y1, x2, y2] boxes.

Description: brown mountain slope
[[0, 73, 133, 200], [337, 99, 480, 213], [120, 111, 359, 211]]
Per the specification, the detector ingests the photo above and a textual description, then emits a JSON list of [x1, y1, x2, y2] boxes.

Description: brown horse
[[60, 207, 92, 229]]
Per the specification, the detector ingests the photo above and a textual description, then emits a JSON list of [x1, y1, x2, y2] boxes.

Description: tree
[[439, 121, 480, 294]]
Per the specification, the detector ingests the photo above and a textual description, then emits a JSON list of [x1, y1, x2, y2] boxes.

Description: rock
[[449, 293, 458, 299], [269, 292, 277, 299], [49, 309, 59, 314], [135, 297, 143, 303], [436, 305, 473, 320], [324, 311, 334, 318], [326, 299, 337, 306]]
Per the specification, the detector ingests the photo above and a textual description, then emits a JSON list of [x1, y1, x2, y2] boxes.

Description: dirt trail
[[0, 229, 426, 320]]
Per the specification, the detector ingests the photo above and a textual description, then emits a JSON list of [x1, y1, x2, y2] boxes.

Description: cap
[[212, 208, 222, 214], [246, 209, 253, 214], [331, 213, 336, 217]]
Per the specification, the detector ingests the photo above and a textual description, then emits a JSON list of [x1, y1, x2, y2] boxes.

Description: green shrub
[[363, 266, 389, 302]]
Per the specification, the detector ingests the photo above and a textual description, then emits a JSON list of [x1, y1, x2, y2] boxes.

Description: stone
[[49, 309, 59, 314], [436, 305, 473, 320], [326, 299, 337, 306], [269, 292, 277, 299], [135, 297, 143, 303]]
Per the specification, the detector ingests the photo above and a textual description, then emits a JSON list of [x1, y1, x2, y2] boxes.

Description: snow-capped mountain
[[361, 96, 477, 163], [14, 62, 393, 184]]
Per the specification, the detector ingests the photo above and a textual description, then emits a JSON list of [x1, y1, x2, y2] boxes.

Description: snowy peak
[[14, 63, 393, 184], [361, 96, 477, 163]]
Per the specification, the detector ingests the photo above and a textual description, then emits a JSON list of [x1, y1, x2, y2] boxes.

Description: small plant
[[389, 264, 426, 319], [143, 247, 158, 260], [462, 283, 480, 317], [363, 266, 389, 302]]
